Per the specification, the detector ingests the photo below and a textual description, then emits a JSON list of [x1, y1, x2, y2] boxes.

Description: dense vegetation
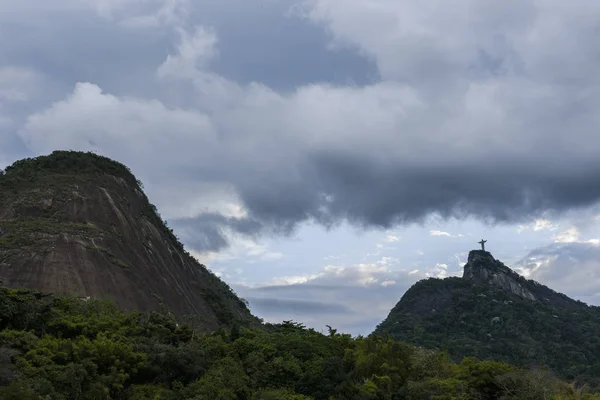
[[0, 151, 139, 187], [375, 277, 600, 390], [0, 287, 597, 400]]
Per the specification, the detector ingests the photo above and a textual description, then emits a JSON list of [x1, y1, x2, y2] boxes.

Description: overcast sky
[[2, 0, 600, 335]]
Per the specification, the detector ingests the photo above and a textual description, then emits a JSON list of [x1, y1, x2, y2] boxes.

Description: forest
[[1, 286, 599, 400], [375, 277, 600, 390]]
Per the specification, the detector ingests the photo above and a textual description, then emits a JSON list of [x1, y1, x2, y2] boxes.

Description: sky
[[2, 0, 600, 335]]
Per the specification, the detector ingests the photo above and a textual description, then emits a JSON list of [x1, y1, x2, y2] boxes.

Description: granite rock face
[[462, 250, 537, 301], [0, 151, 257, 331]]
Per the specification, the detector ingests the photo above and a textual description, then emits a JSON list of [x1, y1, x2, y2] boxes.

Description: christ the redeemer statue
[[478, 239, 487, 251]]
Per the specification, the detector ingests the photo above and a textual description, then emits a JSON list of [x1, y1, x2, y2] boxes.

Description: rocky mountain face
[[374, 249, 600, 388], [463, 250, 578, 308], [463, 250, 537, 301], [0, 151, 258, 331]]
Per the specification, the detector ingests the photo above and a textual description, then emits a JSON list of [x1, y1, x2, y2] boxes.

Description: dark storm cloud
[[231, 152, 600, 239], [172, 213, 264, 252]]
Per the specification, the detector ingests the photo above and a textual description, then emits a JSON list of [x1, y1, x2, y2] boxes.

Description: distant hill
[[0, 150, 257, 331], [374, 249, 600, 389]]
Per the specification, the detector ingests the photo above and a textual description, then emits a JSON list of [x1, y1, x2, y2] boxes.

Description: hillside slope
[[0, 150, 257, 331], [374, 250, 600, 388]]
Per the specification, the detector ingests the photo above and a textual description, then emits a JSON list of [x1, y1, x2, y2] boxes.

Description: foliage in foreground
[[0, 287, 598, 400]]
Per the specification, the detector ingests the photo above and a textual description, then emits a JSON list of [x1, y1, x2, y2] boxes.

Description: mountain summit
[[0, 151, 256, 330], [374, 247, 600, 388], [463, 250, 537, 301]]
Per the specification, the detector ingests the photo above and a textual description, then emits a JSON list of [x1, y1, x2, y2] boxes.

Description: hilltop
[[0, 150, 257, 330], [374, 249, 600, 389]]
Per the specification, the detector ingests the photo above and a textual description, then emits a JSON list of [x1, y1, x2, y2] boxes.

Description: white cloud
[[90, 0, 190, 28], [377, 256, 398, 266], [533, 219, 556, 231], [20, 82, 216, 165], [157, 25, 218, 79], [430, 230, 463, 238], [267, 273, 323, 286], [518, 243, 600, 305], [302, 0, 537, 89], [385, 232, 400, 242], [244, 241, 284, 262], [552, 227, 580, 243], [517, 218, 557, 233], [517, 224, 528, 233], [262, 257, 398, 289], [426, 263, 451, 278], [153, 183, 245, 221]]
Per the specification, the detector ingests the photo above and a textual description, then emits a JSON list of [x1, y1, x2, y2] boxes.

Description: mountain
[[374, 249, 600, 388], [0, 150, 257, 330]]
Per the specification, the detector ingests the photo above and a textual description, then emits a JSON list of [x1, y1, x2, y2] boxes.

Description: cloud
[[426, 263, 453, 279], [19, 82, 217, 177], [0, 66, 48, 131], [157, 25, 218, 79], [238, 280, 403, 335], [552, 227, 580, 243], [174, 212, 264, 252], [246, 297, 354, 316], [188, 232, 284, 265], [430, 230, 463, 238], [263, 261, 393, 288], [516, 241, 600, 304], [7, 0, 600, 256], [88, 0, 190, 28], [0, 66, 42, 103], [236, 255, 462, 334], [533, 219, 556, 231], [518, 218, 558, 233], [385, 232, 400, 242]]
